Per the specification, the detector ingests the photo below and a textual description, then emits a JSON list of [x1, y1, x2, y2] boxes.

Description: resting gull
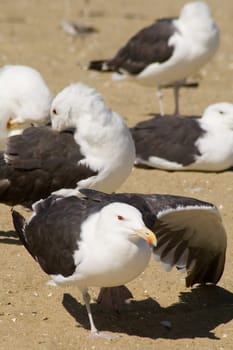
[[0, 83, 135, 207], [12, 188, 227, 337], [0, 65, 52, 150], [131, 102, 233, 171], [88, 1, 219, 115]]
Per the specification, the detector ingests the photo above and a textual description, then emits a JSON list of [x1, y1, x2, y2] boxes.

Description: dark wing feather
[[131, 115, 204, 166], [11, 209, 36, 260], [0, 127, 97, 208], [142, 193, 227, 286], [89, 18, 176, 75]]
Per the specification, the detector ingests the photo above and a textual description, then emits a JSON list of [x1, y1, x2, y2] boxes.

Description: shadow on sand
[[62, 285, 233, 339], [0, 230, 21, 245]]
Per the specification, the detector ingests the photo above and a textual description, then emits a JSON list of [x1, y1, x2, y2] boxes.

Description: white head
[[179, 2, 213, 23], [50, 83, 136, 193], [97, 202, 157, 246], [50, 83, 108, 131], [175, 1, 219, 63], [0, 65, 52, 149], [202, 102, 233, 128]]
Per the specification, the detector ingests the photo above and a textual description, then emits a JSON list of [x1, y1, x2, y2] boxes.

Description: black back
[[131, 114, 205, 165], [89, 18, 176, 75], [0, 126, 97, 208], [13, 195, 104, 277]]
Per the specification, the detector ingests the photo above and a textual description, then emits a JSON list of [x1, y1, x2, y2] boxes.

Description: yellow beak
[[7, 118, 20, 130], [136, 227, 157, 247], [7, 118, 33, 130]]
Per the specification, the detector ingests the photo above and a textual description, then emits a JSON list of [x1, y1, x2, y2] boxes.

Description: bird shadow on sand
[[0, 230, 21, 245], [134, 163, 233, 172], [62, 285, 233, 339]]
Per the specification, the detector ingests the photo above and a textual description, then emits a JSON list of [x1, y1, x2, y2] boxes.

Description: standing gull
[[0, 65, 52, 150], [0, 83, 135, 207], [12, 188, 227, 337], [88, 2, 219, 115], [131, 103, 233, 171]]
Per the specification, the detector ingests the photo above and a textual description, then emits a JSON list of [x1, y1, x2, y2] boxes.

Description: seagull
[[0, 65, 53, 150], [131, 102, 233, 172], [0, 83, 135, 207], [12, 195, 156, 338], [12, 188, 227, 337], [88, 1, 220, 115]]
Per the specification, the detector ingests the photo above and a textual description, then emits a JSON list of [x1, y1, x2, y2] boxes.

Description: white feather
[[50, 83, 136, 194]]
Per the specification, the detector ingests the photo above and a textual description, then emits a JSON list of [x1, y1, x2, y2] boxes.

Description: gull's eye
[[117, 215, 124, 221], [219, 110, 225, 115], [52, 108, 57, 115]]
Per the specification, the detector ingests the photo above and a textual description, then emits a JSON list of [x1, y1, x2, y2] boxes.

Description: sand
[[0, 1, 233, 349]]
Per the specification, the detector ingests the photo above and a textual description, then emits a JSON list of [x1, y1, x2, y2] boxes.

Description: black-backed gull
[[12, 188, 227, 337], [88, 2, 219, 115], [131, 103, 233, 171], [0, 83, 135, 207]]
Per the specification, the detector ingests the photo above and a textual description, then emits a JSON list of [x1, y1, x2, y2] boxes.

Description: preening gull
[[0, 83, 135, 207], [12, 188, 227, 337], [131, 103, 233, 171], [0, 65, 52, 150], [88, 1, 219, 115]]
